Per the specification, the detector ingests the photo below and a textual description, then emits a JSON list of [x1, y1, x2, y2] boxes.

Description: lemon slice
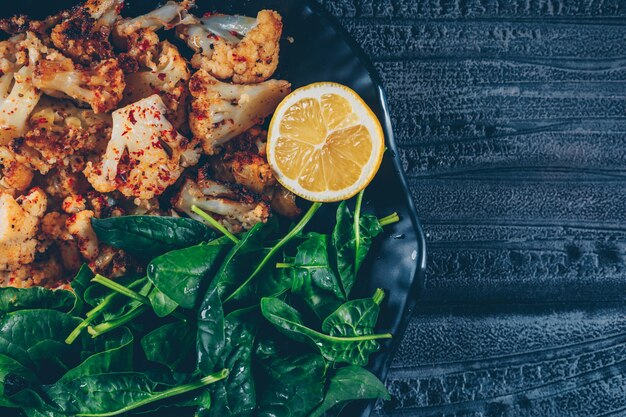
[[267, 82, 385, 202]]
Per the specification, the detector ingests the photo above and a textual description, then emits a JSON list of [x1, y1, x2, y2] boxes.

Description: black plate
[[0, 1, 427, 415]]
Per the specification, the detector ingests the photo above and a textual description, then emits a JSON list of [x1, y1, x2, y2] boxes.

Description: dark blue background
[[317, 0, 626, 415]]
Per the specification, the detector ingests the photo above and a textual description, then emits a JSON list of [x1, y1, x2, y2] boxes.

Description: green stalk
[[225, 202, 322, 303], [88, 305, 149, 338], [92, 275, 150, 305], [378, 212, 400, 227], [372, 288, 385, 305], [275, 262, 293, 269], [191, 205, 240, 244], [354, 190, 364, 278], [76, 369, 229, 417]]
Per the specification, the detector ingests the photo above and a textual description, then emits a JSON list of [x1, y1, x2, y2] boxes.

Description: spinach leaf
[[0, 310, 134, 388], [70, 264, 96, 315], [204, 308, 256, 417], [0, 354, 36, 408], [257, 354, 326, 417], [10, 370, 228, 417], [0, 288, 74, 315], [141, 322, 194, 372], [196, 285, 225, 375], [260, 297, 391, 366], [59, 328, 134, 382], [322, 288, 384, 337], [290, 233, 345, 318], [213, 220, 277, 302], [332, 201, 382, 297], [308, 366, 389, 417], [92, 216, 217, 257], [147, 241, 231, 309], [147, 288, 178, 318]]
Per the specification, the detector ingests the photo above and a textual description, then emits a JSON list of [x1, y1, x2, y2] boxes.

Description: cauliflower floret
[[0, 254, 64, 288], [50, 0, 124, 65], [33, 52, 125, 113], [66, 210, 99, 261], [0, 146, 34, 195], [188, 69, 290, 154], [113, 0, 195, 43], [84, 94, 201, 199], [122, 41, 190, 117], [25, 97, 112, 166], [173, 175, 270, 234], [0, 188, 47, 271], [0, 33, 45, 145], [178, 10, 282, 84]]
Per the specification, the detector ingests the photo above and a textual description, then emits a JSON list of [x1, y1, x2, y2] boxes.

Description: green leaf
[[141, 322, 194, 372], [321, 288, 384, 339], [60, 328, 134, 382], [147, 288, 179, 318], [91, 216, 217, 257], [291, 233, 345, 318], [332, 201, 382, 297], [70, 264, 96, 315], [196, 285, 225, 375], [214, 220, 277, 302], [260, 297, 391, 366], [10, 370, 228, 417], [0, 287, 74, 315], [147, 242, 231, 309], [257, 354, 326, 417], [0, 354, 36, 408], [308, 366, 389, 417], [203, 309, 256, 417], [0, 310, 132, 383]]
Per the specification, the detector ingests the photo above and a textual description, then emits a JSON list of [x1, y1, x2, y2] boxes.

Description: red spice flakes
[[36, 117, 48, 124], [128, 109, 137, 125], [232, 54, 247, 62], [229, 30, 239, 37], [157, 73, 166, 81]]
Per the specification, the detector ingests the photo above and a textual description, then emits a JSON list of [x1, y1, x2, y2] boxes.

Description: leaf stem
[[372, 288, 385, 305], [191, 205, 240, 244], [354, 190, 364, 280], [275, 262, 293, 269], [88, 304, 149, 338], [76, 369, 229, 417], [378, 212, 400, 227], [92, 275, 150, 305], [225, 202, 323, 303]]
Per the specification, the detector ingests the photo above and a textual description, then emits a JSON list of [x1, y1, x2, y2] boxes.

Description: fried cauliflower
[[173, 171, 270, 234], [33, 52, 125, 113], [0, 33, 45, 145], [189, 69, 290, 154], [178, 10, 282, 84], [50, 0, 124, 65], [84, 94, 201, 199], [0, 188, 47, 271]]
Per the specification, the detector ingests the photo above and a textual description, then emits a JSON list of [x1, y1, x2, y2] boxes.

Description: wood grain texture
[[317, 0, 626, 415]]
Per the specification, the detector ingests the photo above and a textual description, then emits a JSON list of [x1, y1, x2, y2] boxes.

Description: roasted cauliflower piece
[[66, 210, 99, 261], [211, 126, 301, 218], [84, 94, 201, 200], [25, 97, 112, 166], [122, 41, 190, 117], [188, 69, 290, 154], [173, 167, 270, 233], [0, 146, 34, 195], [0, 33, 44, 145], [178, 10, 282, 84], [0, 188, 47, 271], [33, 51, 125, 113], [50, 0, 124, 65], [113, 0, 195, 42]]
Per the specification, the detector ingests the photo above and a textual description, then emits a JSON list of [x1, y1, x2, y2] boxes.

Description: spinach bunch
[[0, 190, 398, 417]]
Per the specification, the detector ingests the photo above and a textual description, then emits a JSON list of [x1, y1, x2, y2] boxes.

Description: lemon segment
[[267, 82, 384, 202]]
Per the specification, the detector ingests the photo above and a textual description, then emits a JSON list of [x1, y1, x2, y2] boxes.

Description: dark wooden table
[[318, 1, 626, 415]]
